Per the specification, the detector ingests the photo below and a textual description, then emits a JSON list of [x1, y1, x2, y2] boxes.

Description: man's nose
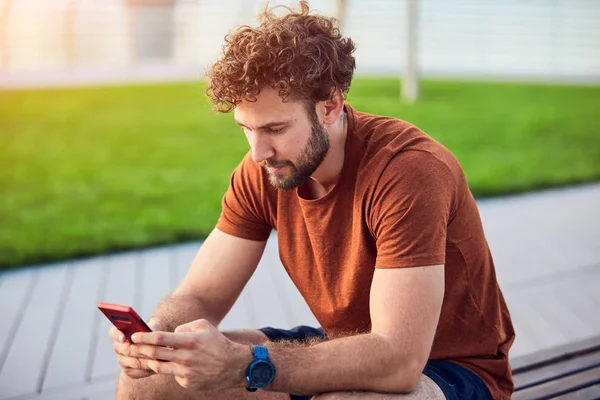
[[250, 135, 275, 163]]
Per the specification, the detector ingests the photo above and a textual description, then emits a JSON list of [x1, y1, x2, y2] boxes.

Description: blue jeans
[[259, 326, 493, 400]]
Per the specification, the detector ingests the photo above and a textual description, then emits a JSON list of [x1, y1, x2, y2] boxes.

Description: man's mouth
[[267, 165, 284, 173], [263, 162, 289, 172]]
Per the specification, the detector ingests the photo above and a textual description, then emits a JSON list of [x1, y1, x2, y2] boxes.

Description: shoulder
[[369, 150, 459, 213], [348, 107, 461, 198]]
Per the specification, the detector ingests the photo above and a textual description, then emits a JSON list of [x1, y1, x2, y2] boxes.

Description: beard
[[262, 111, 330, 191]]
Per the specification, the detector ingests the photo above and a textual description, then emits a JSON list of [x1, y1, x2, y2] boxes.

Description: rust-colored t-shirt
[[216, 104, 515, 399]]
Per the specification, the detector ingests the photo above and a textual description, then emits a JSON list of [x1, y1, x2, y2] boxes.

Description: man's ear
[[321, 88, 345, 125]]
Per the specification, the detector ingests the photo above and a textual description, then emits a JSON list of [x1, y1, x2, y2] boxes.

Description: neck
[[306, 110, 348, 197]]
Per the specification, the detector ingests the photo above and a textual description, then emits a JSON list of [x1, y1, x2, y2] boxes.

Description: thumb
[[147, 317, 164, 332], [175, 318, 212, 333]]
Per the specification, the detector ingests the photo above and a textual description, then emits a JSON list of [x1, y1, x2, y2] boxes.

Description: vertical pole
[[0, 0, 13, 72], [402, 0, 419, 102], [335, 0, 346, 31], [64, 0, 81, 69]]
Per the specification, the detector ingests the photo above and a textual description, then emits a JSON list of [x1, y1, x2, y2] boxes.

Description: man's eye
[[268, 127, 284, 134]]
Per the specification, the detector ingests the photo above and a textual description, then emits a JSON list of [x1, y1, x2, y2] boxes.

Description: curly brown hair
[[206, 1, 356, 113]]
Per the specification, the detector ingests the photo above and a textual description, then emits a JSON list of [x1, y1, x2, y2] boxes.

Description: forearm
[[265, 333, 419, 395], [150, 292, 217, 332]]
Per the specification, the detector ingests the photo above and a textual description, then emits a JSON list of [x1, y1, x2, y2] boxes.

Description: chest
[[274, 193, 376, 331]]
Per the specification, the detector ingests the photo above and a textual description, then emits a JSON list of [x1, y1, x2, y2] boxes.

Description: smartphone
[[97, 302, 152, 342]]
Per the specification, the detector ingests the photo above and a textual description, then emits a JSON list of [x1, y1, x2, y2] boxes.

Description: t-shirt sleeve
[[215, 156, 273, 241], [369, 151, 456, 269]]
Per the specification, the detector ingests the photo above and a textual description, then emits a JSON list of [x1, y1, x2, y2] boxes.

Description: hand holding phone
[[100, 302, 166, 379], [98, 302, 152, 342]]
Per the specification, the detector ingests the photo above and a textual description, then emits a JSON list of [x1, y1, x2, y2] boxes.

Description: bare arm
[[111, 227, 266, 380], [264, 264, 444, 395], [125, 264, 444, 394], [149, 228, 267, 331]]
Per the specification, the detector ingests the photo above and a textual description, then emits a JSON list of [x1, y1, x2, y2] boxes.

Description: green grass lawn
[[1, 79, 599, 269]]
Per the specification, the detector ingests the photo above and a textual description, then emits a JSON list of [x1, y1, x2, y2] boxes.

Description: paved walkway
[[0, 182, 599, 399]]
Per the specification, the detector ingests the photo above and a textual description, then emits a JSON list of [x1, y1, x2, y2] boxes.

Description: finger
[[114, 341, 155, 362], [138, 358, 181, 377], [175, 318, 212, 333], [147, 317, 164, 331], [117, 354, 145, 370], [113, 341, 131, 357], [129, 344, 190, 364], [109, 326, 125, 343], [131, 331, 196, 348], [122, 367, 154, 379]]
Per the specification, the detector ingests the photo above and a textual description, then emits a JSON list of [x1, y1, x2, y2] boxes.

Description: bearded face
[[261, 107, 330, 190]]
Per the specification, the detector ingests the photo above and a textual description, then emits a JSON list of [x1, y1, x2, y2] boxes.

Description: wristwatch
[[246, 345, 276, 391]]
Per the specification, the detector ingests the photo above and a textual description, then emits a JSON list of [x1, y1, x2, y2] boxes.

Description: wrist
[[229, 343, 254, 388]]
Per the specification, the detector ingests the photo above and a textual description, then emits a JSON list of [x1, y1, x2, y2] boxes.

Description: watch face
[[250, 361, 274, 385]]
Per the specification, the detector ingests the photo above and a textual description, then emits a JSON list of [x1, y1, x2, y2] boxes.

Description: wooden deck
[[1, 182, 599, 399], [512, 335, 600, 399]]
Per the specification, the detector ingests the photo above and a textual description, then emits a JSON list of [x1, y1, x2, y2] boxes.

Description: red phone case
[[97, 302, 152, 342]]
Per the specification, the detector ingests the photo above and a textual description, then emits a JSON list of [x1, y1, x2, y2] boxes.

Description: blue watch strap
[[253, 345, 269, 360]]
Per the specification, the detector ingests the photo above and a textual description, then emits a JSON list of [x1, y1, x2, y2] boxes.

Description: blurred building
[[0, 0, 598, 83]]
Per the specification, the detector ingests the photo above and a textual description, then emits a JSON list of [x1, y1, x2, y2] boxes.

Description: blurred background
[[1, 0, 599, 81], [1, 0, 598, 270], [1, 0, 600, 398]]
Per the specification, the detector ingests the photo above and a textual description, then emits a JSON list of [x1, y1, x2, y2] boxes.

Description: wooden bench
[[512, 336, 600, 399]]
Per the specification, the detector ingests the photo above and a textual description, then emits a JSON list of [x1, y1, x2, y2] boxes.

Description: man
[[111, 2, 515, 399]]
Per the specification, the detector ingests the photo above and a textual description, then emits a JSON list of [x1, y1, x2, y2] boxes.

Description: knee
[[116, 373, 149, 400], [116, 373, 174, 400]]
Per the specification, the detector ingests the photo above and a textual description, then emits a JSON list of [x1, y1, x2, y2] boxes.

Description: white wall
[[345, 0, 600, 81], [0, 0, 598, 82]]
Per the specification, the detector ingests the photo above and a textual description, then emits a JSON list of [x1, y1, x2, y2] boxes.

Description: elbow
[[398, 367, 422, 393], [381, 355, 424, 393]]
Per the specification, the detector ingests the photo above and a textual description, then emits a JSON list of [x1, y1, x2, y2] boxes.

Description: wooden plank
[[513, 366, 600, 400], [0, 264, 69, 398], [267, 238, 319, 328], [138, 248, 173, 321], [82, 384, 119, 400], [171, 241, 257, 331], [478, 200, 564, 285], [261, 236, 295, 328], [35, 266, 75, 394], [514, 349, 600, 390], [270, 267, 319, 327], [505, 294, 542, 359], [89, 253, 137, 382], [553, 383, 600, 400], [5, 375, 116, 400], [219, 286, 254, 331], [512, 336, 600, 372], [509, 329, 538, 361], [0, 269, 36, 378], [536, 189, 600, 268], [41, 258, 103, 392], [527, 285, 596, 343], [245, 253, 290, 329], [514, 196, 598, 271], [511, 298, 570, 351], [561, 271, 600, 333]]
